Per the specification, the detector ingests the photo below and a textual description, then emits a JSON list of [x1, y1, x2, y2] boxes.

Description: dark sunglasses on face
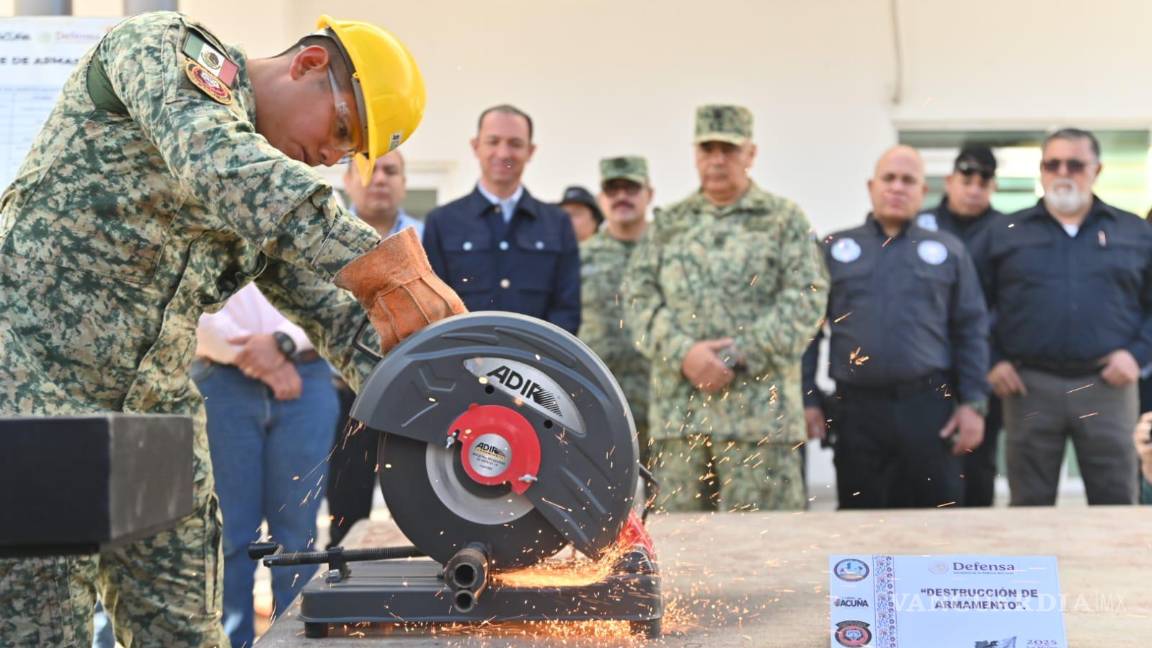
[[955, 159, 994, 180], [1041, 158, 1090, 174], [957, 166, 994, 181]]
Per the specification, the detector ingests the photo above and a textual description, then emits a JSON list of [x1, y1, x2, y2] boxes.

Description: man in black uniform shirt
[[980, 128, 1152, 506], [917, 144, 1005, 507], [803, 145, 989, 509]]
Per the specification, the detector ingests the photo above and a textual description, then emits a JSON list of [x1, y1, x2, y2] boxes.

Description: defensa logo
[[952, 561, 1018, 574], [486, 365, 562, 416]]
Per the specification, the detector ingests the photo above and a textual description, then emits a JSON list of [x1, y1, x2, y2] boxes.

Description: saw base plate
[[294, 551, 662, 639]]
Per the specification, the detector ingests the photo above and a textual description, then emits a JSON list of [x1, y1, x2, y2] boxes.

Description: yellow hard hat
[[316, 15, 426, 183]]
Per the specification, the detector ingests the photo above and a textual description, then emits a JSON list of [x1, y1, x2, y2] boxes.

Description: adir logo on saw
[[486, 365, 562, 416]]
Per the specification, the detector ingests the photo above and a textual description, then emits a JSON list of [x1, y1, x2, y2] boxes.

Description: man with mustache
[[625, 105, 827, 512], [979, 128, 1152, 506], [423, 104, 581, 333], [578, 156, 653, 465], [802, 146, 989, 509]]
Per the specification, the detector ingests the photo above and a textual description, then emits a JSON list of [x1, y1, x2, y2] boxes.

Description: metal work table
[[258, 507, 1152, 647]]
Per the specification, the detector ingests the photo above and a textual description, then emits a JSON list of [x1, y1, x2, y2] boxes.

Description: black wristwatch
[[272, 331, 297, 359]]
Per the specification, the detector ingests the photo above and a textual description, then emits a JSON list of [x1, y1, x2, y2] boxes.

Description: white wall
[[289, 0, 899, 234], [6, 0, 1151, 234], [896, 0, 1152, 128]]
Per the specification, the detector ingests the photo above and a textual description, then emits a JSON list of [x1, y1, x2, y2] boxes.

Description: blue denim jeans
[[192, 358, 339, 648]]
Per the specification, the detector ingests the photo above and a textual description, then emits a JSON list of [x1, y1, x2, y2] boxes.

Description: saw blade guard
[[351, 312, 640, 565]]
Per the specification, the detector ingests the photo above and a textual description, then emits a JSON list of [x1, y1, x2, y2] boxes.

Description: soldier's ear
[[289, 45, 330, 81]]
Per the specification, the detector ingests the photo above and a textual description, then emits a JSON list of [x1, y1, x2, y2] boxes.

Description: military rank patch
[[184, 60, 233, 105], [182, 29, 237, 87]]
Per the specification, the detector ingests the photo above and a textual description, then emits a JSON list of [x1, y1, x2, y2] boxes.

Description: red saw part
[[448, 404, 541, 495]]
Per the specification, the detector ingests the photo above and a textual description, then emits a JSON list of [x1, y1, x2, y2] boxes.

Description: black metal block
[[0, 414, 194, 555]]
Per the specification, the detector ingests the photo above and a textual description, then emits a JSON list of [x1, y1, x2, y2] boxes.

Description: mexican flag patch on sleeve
[[182, 29, 238, 87]]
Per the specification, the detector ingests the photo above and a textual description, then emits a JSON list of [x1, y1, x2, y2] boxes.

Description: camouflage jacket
[[623, 183, 828, 443], [0, 12, 380, 489], [578, 230, 649, 430]]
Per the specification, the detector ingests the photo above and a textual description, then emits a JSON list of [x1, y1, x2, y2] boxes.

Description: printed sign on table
[[829, 555, 1067, 648]]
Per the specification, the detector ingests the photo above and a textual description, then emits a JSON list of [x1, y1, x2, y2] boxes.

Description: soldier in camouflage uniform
[[623, 105, 828, 513], [579, 156, 654, 465], [0, 12, 464, 647]]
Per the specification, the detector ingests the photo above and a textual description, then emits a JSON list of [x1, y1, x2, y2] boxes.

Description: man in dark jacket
[[916, 144, 1005, 507], [423, 104, 580, 333]]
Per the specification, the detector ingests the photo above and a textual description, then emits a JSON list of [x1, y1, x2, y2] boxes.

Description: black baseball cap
[[559, 185, 604, 225], [954, 144, 997, 177]]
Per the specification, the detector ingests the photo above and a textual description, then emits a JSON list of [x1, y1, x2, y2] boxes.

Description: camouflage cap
[[599, 156, 649, 187], [694, 104, 753, 145]]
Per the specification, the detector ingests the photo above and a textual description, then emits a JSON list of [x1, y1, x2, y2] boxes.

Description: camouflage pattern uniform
[[578, 156, 651, 464], [0, 13, 381, 646], [624, 105, 828, 513]]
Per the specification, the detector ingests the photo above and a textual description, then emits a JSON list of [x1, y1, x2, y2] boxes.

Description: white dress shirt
[[195, 283, 314, 364], [477, 183, 524, 224]]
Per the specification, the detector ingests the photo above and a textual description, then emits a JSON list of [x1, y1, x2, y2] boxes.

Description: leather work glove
[[336, 228, 467, 354]]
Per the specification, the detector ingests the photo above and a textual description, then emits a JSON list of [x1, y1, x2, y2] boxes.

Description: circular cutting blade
[[359, 312, 639, 568], [378, 431, 568, 569]]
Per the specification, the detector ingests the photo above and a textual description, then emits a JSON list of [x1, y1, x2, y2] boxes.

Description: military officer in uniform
[[0, 12, 465, 646], [624, 105, 828, 512], [915, 144, 1005, 507], [802, 146, 989, 509], [578, 156, 653, 464]]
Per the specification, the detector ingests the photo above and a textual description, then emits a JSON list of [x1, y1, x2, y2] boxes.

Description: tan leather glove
[[335, 228, 467, 354]]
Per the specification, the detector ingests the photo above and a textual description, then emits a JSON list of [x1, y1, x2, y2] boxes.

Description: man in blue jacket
[[423, 105, 580, 333]]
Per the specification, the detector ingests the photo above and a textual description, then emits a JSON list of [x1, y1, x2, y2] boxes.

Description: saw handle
[[353, 316, 386, 362], [248, 541, 425, 582]]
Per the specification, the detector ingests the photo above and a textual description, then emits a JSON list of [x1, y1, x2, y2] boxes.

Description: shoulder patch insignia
[[916, 212, 939, 231], [185, 60, 233, 105], [831, 237, 862, 263], [917, 239, 948, 265], [182, 28, 238, 87]]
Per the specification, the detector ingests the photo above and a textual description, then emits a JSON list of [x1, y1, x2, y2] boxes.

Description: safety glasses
[[326, 66, 361, 158]]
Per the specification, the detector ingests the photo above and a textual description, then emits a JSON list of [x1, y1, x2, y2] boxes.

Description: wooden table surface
[[258, 507, 1152, 647]]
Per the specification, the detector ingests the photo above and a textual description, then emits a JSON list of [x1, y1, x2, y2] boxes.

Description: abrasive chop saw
[[251, 312, 662, 638]]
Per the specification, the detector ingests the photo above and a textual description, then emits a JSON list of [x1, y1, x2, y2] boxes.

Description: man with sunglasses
[[579, 156, 653, 466], [625, 105, 827, 512], [0, 11, 465, 646], [979, 128, 1152, 506], [917, 145, 1006, 508]]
